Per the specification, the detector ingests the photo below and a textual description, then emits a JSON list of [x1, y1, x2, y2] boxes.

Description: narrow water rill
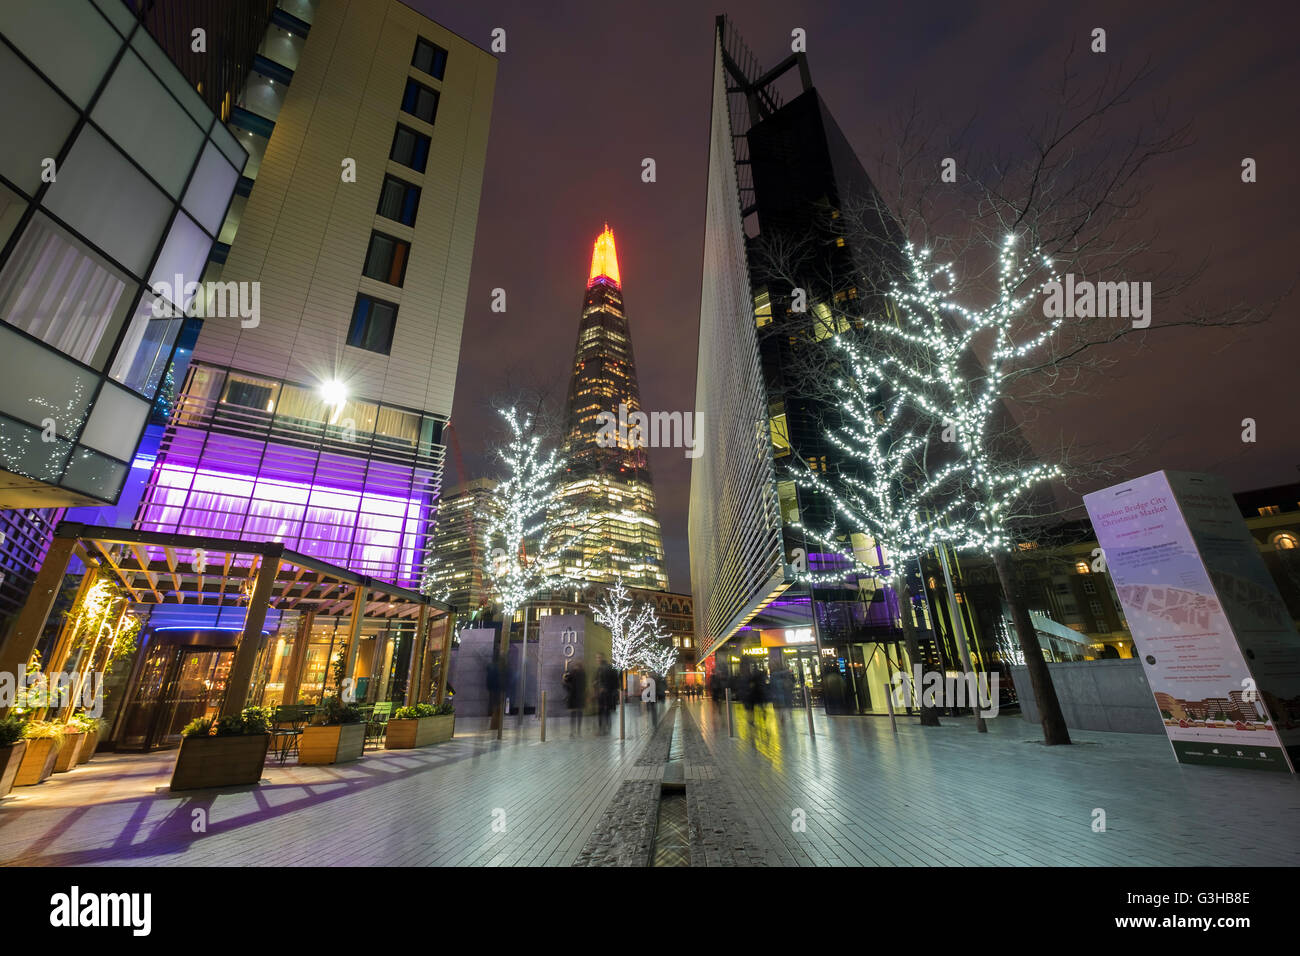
[[651, 713, 689, 866]]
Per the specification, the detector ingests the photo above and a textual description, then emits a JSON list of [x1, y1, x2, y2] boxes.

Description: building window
[[390, 124, 430, 173], [1083, 579, 1097, 594], [1075, 560, 1090, 574], [347, 295, 398, 354], [412, 38, 448, 80], [377, 175, 421, 226], [0, 213, 134, 369], [222, 371, 279, 410], [1273, 532, 1299, 550], [362, 232, 410, 287], [401, 78, 439, 124], [1258, 505, 1281, 516]]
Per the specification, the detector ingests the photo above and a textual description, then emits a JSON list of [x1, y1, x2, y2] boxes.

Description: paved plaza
[[2, 702, 1297, 867]]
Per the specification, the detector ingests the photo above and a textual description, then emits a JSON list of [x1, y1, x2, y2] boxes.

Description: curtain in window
[[0, 214, 130, 367], [375, 407, 419, 447]]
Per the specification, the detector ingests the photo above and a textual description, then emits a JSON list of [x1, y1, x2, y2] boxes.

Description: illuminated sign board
[[759, 627, 815, 648]]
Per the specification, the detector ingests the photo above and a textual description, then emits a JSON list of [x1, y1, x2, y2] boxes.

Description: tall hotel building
[[551, 226, 669, 591], [0, 0, 252, 625], [689, 17, 928, 707], [134, 0, 497, 593]]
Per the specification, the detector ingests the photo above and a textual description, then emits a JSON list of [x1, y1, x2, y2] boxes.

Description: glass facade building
[[0, 0, 247, 511], [689, 17, 943, 713]]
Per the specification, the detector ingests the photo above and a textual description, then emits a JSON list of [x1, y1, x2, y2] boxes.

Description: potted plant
[[52, 720, 86, 773], [299, 696, 365, 764], [385, 701, 455, 749], [169, 706, 273, 791], [0, 715, 29, 798], [70, 714, 106, 765], [14, 720, 62, 786]]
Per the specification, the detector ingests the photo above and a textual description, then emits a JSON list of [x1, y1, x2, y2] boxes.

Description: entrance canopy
[[0, 522, 456, 719], [55, 522, 451, 621]]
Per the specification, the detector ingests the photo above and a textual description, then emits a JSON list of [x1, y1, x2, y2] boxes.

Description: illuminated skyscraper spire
[[552, 224, 669, 591], [588, 223, 621, 288]]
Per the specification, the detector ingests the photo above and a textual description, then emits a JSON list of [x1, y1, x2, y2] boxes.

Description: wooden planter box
[[53, 731, 85, 772], [170, 734, 270, 791], [384, 714, 455, 749], [0, 741, 28, 798], [14, 737, 58, 786], [76, 727, 101, 766], [299, 723, 365, 765]]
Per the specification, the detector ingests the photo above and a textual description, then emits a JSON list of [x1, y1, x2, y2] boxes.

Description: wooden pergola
[[0, 523, 456, 717]]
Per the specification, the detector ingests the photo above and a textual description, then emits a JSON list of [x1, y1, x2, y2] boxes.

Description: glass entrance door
[[117, 646, 235, 751]]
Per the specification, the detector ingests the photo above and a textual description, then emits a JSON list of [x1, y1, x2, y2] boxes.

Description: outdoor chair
[[270, 704, 314, 764], [364, 701, 394, 750]]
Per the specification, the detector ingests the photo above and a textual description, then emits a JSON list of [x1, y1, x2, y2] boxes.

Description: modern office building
[[550, 225, 670, 591], [689, 17, 941, 712], [424, 477, 500, 616], [134, 0, 497, 594], [0, 0, 249, 625]]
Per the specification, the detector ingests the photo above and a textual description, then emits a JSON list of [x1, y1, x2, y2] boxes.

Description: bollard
[[883, 682, 898, 734], [540, 690, 546, 742], [726, 688, 734, 737], [804, 685, 815, 736], [619, 689, 625, 740]]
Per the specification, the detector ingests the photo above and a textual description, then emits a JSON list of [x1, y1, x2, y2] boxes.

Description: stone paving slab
[[0, 711, 663, 867], [5, 701, 1297, 867], [683, 701, 1300, 867]]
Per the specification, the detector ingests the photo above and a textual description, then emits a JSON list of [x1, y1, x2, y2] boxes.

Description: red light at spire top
[[587, 223, 621, 288]]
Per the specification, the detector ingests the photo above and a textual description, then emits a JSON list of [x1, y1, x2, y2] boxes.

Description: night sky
[[409, 0, 1300, 591]]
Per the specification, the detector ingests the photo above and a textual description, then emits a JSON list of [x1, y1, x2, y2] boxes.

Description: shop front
[[0, 523, 454, 748]]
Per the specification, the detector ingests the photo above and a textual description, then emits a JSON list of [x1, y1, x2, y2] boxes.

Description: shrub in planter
[[299, 696, 365, 764], [52, 721, 86, 773], [170, 707, 271, 791], [0, 715, 29, 798], [15, 720, 62, 786], [385, 702, 455, 749], [69, 715, 107, 765]]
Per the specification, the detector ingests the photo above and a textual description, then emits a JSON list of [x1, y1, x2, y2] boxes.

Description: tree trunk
[[896, 575, 941, 726], [992, 549, 1071, 745]]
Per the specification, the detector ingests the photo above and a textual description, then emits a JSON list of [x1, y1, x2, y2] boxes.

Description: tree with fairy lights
[[482, 407, 592, 716], [878, 236, 1074, 743], [787, 305, 962, 728], [636, 613, 679, 679], [589, 576, 658, 676]]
